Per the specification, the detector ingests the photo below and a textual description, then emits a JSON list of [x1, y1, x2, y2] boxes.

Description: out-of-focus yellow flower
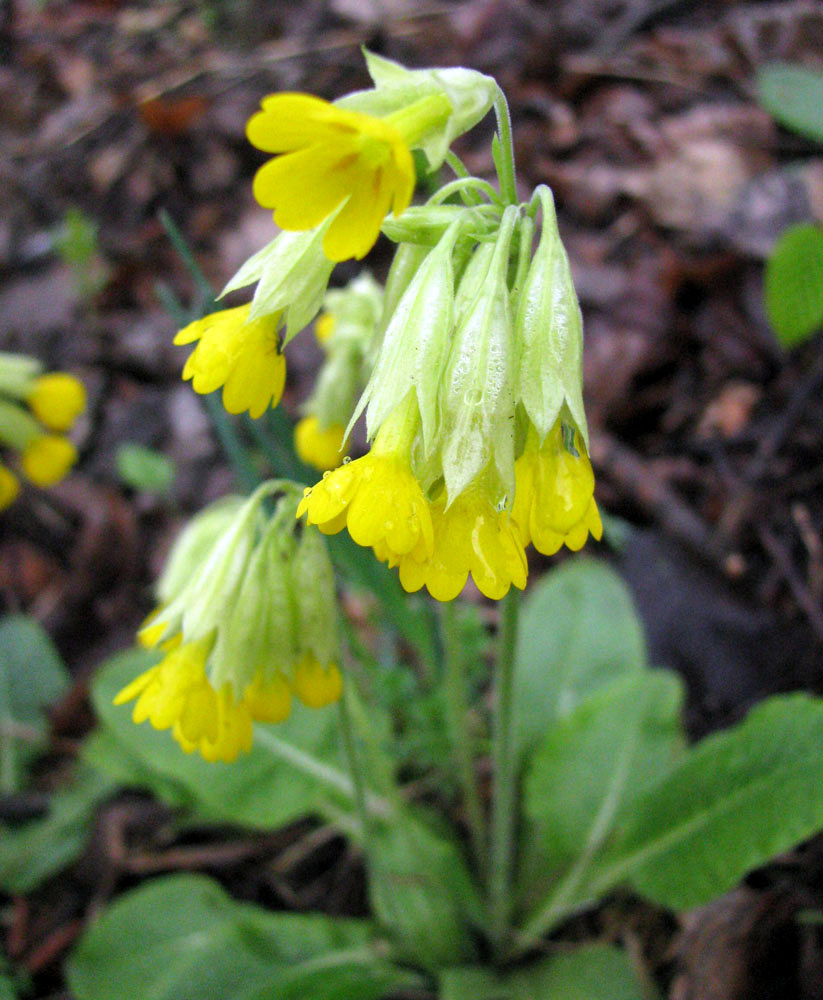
[[314, 312, 336, 344], [293, 655, 343, 709], [27, 373, 86, 432], [247, 94, 416, 262], [21, 435, 77, 487], [175, 304, 285, 419], [511, 420, 602, 556], [0, 465, 20, 510], [398, 487, 528, 602], [294, 416, 347, 471]]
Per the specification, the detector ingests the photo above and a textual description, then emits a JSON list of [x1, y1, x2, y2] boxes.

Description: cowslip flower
[[0, 465, 19, 511], [398, 484, 528, 602], [247, 94, 418, 262], [511, 421, 602, 556], [21, 435, 77, 487], [175, 304, 285, 419], [297, 393, 433, 566], [115, 484, 342, 762]]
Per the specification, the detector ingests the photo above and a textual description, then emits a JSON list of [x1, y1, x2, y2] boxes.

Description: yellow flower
[[294, 416, 347, 471], [0, 464, 19, 510], [247, 94, 415, 262], [398, 488, 528, 602], [298, 448, 433, 563], [21, 435, 77, 487], [174, 304, 286, 419], [27, 373, 86, 432], [114, 638, 255, 764], [511, 421, 602, 556], [314, 312, 336, 344], [293, 655, 343, 709]]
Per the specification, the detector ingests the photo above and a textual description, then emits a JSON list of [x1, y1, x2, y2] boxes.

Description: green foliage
[[764, 223, 823, 348], [757, 63, 823, 144], [513, 558, 646, 761], [440, 944, 649, 1000], [67, 873, 418, 1000], [53, 206, 110, 300], [586, 693, 823, 910], [0, 614, 70, 794], [0, 765, 117, 893], [116, 443, 176, 493]]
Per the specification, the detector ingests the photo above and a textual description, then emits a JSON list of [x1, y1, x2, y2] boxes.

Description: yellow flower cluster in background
[[0, 353, 86, 509]]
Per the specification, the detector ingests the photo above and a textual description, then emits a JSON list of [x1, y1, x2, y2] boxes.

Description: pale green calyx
[[0, 399, 40, 450], [307, 273, 382, 429], [210, 500, 299, 692], [146, 481, 280, 648], [350, 220, 463, 451], [514, 186, 588, 446], [0, 353, 43, 400], [440, 206, 519, 505], [381, 204, 499, 247], [338, 49, 497, 170], [220, 224, 335, 344], [292, 524, 338, 668]]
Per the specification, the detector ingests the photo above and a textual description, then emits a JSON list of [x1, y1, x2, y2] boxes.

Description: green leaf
[[441, 944, 648, 1000], [0, 764, 117, 892], [0, 614, 70, 793], [513, 559, 646, 761], [368, 805, 481, 970], [589, 693, 823, 910], [764, 223, 823, 348], [116, 443, 175, 493], [91, 648, 351, 829], [757, 63, 823, 144], [67, 873, 414, 1000], [519, 672, 685, 923], [0, 973, 17, 1000]]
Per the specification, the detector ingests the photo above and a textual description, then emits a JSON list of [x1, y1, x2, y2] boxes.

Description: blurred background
[[2, 0, 823, 996]]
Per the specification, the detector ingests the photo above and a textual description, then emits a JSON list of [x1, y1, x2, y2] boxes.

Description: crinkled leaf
[[0, 764, 117, 893], [0, 614, 70, 793], [757, 63, 823, 144], [513, 559, 647, 762], [67, 873, 413, 1000], [764, 223, 823, 348]]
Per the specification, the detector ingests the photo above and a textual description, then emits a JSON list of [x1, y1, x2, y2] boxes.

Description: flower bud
[[221, 226, 335, 342], [514, 186, 587, 444]]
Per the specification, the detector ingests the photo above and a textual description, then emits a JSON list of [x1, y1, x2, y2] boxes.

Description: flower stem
[[489, 586, 521, 958], [440, 602, 486, 873], [493, 86, 518, 205], [337, 679, 375, 847]]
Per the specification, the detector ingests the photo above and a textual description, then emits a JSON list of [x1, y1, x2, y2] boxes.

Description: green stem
[[203, 393, 260, 494], [440, 602, 486, 873], [337, 680, 376, 846], [493, 86, 518, 205], [489, 587, 521, 958], [429, 176, 502, 207]]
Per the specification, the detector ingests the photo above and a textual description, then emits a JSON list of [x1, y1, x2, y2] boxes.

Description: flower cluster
[[299, 189, 601, 600], [0, 352, 86, 510], [167, 51, 600, 605], [114, 484, 341, 762]]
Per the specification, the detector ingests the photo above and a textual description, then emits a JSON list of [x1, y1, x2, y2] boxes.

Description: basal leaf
[[441, 944, 647, 1000], [514, 559, 646, 761], [0, 764, 117, 893], [0, 615, 70, 793], [589, 693, 823, 910], [519, 671, 685, 922], [67, 873, 410, 1000]]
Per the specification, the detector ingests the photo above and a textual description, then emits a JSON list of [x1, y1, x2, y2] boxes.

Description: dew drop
[[342, 456, 352, 464]]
